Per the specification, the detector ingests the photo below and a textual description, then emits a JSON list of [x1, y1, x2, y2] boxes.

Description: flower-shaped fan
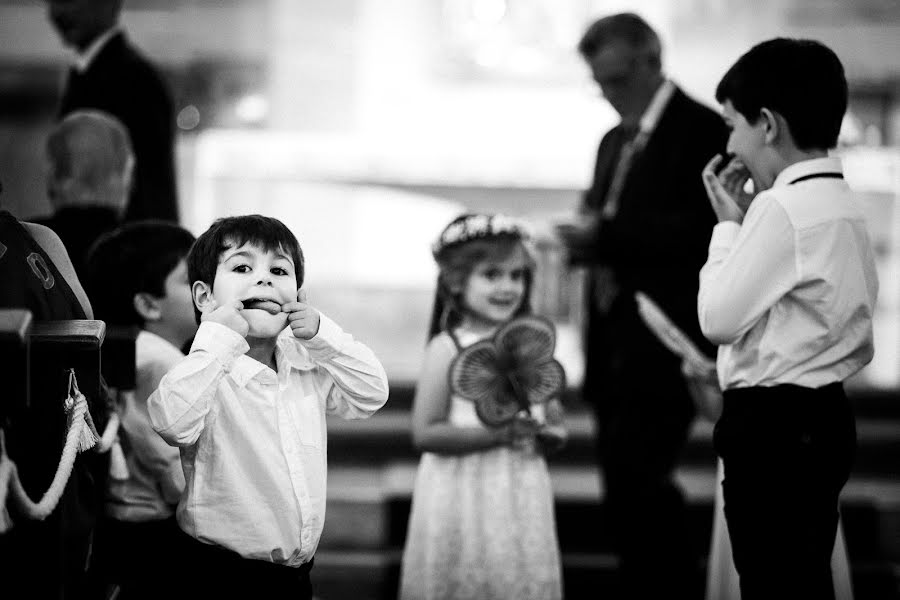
[[449, 315, 566, 427]]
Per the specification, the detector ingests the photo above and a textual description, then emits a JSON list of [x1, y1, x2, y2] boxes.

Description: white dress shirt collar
[[637, 79, 676, 135], [73, 26, 121, 72], [227, 329, 317, 389], [772, 156, 844, 189]]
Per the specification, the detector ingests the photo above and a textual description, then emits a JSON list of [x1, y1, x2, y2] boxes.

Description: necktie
[[601, 124, 647, 220]]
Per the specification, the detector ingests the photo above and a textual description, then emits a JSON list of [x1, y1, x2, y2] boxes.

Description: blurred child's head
[[187, 215, 305, 339], [715, 38, 847, 187], [85, 220, 196, 348], [430, 214, 535, 336]]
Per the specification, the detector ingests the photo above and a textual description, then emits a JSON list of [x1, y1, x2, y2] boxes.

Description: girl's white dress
[[398, 330, 563, 600]]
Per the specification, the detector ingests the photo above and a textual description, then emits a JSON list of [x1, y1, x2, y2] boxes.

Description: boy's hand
[[201, 298, 249, 338], [702, 154, 754, 224], [284, 289, 321, 340]]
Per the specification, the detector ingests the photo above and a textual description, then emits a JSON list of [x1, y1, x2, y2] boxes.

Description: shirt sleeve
[[148, 321, 249, 446], [698, 194, 799, 345], [298, 313, 389, 419]]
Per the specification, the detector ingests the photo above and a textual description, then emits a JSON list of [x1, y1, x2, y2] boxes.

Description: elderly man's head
[[579, 13, 665, 125], [46, 0, 122, 51], [46, 110, 134, 214]]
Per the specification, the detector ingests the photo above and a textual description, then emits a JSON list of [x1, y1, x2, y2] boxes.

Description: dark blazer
[[32, 205, 121, 283], [580, 86, 727, 398], [59, 32, 179, 223]]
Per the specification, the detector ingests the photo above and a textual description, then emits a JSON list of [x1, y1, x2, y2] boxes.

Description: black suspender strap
[[788, 172, 844, 185]]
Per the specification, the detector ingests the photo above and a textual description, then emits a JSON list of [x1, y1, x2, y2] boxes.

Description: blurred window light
[[234, 94, 269, 125], [472, 0, 507, 26]]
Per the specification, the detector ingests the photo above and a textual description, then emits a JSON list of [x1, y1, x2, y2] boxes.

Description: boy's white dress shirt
[[148, 313, 389, 566], [106, 330, 185, 521], [698, 156, 879, 391]]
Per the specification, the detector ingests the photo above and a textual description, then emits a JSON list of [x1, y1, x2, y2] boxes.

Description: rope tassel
[[0, 369, 100, 527], [96, 389, 130, 481]]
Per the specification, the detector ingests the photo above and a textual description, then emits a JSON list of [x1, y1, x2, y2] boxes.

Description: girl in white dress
[[398, 214, 567, 600]]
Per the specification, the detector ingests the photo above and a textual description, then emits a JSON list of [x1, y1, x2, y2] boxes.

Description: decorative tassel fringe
[[0, 506, 12, 533], [74, 392, 99, 453], [0, 441, 13, 533], [108, 440, 130, 481]]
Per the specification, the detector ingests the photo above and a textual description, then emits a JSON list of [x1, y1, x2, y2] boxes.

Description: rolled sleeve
[[149, 322, 249, 446], [296, 314, 389, 419]]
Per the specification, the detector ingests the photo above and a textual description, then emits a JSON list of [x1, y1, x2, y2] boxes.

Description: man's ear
[[133, 292, 161, 322], [192, 281, 213, 313]]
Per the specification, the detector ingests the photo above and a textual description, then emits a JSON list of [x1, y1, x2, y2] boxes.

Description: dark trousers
[[595, 386, 696, 598], [589, 308, 698, 598], [90, 515, 181, 599], [714, 383, 856, 600], [173, 526, 313, 599]]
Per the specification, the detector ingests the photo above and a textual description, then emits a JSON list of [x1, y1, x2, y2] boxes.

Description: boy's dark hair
[[187, 215, 305, 323], [715, 38, 847, 151], [85, 220, 196, 327]]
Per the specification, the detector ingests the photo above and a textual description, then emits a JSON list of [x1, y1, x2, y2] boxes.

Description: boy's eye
[[271, 267, 289, 276], [233, 264, 250, 273], [510, 269, 525, 281], [483, 268, 501, 280]]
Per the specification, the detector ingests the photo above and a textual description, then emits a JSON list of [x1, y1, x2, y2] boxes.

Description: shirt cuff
[[709, 221, 741, 251], [300, 313, 343, 360], [190, 321, 249, 368]]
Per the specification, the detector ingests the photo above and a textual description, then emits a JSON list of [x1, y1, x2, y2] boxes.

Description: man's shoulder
[[89, 33, 170, 92]]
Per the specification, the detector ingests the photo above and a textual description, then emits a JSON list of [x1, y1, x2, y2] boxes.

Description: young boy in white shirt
[[697, 39, 878, 599], [148, 214, 389, 598], [84, 221, 197, 599]]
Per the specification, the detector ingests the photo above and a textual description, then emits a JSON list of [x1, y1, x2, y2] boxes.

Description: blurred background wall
[[0, 0, 898, 388]]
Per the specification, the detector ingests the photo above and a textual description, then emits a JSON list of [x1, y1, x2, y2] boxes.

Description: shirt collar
[[637, 79, 675, 135], [227, 329, 315, 389], [772, 156, 844, 189], [73, 26, 121, 72]]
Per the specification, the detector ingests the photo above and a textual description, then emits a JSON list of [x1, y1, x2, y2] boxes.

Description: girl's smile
[[463, 246, 529, 328]]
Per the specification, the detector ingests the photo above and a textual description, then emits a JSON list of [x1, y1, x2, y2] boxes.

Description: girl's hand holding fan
[[449, 315, 566, 451]]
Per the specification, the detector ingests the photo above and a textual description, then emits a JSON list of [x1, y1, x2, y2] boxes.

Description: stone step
[[327, 408, 900, 477], [378, 381, 900, 421], [308, 548, 900, 600], [323, 463, 900, 561]]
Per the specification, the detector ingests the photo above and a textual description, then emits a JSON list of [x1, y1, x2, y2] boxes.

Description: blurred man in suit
[[557, 13, 727, 598], [32, 109, 133, 282], [47, 0, 179, 223]]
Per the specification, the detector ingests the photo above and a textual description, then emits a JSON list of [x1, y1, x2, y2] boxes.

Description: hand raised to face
[[702, 154, 755, 224], [200, 297, 249, 338], [283, 289, 321, 340]]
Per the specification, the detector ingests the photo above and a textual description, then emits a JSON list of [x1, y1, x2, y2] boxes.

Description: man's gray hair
[[46, 109, 135, 211], [578, 12, 662, 63]]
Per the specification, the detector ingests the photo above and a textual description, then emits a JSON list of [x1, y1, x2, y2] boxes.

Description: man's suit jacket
[[580, 86, 727, 397], [59, 32, 178, 223]]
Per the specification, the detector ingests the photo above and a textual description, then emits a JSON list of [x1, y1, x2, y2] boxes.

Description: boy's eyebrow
[[221, 247, 294, 266], [272, 249, 294, 264], [221, 249, 252, 262]]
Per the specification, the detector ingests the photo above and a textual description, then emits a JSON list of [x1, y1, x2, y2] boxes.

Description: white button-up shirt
[[148, 314, 389, 566], [698, 157, 878, 390]]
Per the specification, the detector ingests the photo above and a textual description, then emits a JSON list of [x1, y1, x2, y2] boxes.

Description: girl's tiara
[[432, 214, 530, 257]]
